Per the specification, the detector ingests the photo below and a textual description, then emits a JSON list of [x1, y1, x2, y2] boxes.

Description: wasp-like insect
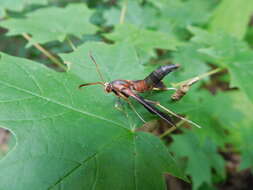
[[79, 53, 201, 128]]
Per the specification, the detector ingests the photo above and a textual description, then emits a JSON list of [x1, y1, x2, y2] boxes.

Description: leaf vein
[[133, 135, 138, 190], [0, 80, 125, 128], [91, 156, 99, 190], [14, 62, 44, 95], [47, 132, 127, 189]]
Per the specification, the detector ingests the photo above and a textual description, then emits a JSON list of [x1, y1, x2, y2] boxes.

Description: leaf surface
[[169, 131, 225, 190], [189, 27, 253, 104], [0, 4, 98, 44], [149, 0, 217, 38], [105, 24, 180, 60], [0, 0, 47, 15], [228, 52, 253, 104], [209, 0, 253, 39], [103, 1, 157, 28], [0, 42, 186, 190]]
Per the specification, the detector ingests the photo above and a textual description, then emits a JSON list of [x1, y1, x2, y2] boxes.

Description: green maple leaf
[[160, 0, 214, 27], [224, 91, 253, 171], [0, 42, 186, 190], [105, 24, 180, 60], [188, 26, 248, 64], [103, 1, 157, 28], [169, 131, 225, 190], [0, 0, 47, 16], [149, 89, 244, 146], [228, 51, 253, 105], [209, 0, 253, 39], [171, 43, 209, 81], [187, 91, 244, 146], [0, 4, 98, 45], [188, 27, 253, 104], [149, 0, 217, 38]]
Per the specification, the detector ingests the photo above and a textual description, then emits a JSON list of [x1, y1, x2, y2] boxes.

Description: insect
[[79, 53, 201, 128]]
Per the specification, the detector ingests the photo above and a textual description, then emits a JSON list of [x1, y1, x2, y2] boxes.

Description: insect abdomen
[[132, 80, 149, 92], [144, 64, 179, 88]]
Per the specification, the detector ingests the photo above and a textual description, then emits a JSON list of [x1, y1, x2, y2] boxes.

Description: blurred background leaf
[[0, 4, 98, 45]]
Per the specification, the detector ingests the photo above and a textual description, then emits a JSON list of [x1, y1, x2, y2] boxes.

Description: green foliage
[[156, 0, 215, 27], [188, 26, 253, 104], [0, 0, 47, 16], [105, 24, 181, 60], [189, 26, 249, 64], [209, 0, 253, 39], [149, 0, 217, 38], [1, 0, 253, 189], [103, 1, 157, 28], [0, 4, 98, 45], [169, 131, 225, 190], [172, 43, 209, 80], [0, 43, 186, 190]]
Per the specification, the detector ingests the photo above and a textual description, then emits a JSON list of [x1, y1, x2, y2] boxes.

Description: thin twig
[[119, 0, 128, 24], [22, 33, 66, 70]]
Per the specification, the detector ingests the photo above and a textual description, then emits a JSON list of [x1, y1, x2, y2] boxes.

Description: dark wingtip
[[159, 111, 175, 127], [160, 64, 180, 74]]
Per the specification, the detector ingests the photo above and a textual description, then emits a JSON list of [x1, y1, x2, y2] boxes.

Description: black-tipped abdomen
[[144, 64, 179, 88]]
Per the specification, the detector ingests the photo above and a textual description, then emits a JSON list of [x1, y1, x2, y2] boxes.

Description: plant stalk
[[22, 33, 66, 70], [120, 0, 128, 24]]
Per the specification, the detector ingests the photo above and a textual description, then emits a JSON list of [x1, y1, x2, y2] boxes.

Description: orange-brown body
[[105, 79, 151, 99], [79, 64, 179, 126]]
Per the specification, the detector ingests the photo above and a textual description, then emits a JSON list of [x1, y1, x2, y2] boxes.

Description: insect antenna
[[89, 51, 106, 83], [79, 52, 107, 89], [79, 82, 105, 89]]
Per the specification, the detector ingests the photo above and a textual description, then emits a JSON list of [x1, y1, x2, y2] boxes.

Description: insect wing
[[129, 93, 175, 126]]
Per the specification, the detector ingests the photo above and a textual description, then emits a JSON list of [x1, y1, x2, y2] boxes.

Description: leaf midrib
[[47, 132, 132, 189], [0, 80, 125, 128]]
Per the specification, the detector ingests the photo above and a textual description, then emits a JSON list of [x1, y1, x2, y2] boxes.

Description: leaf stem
[[173, 67, 223, 87], [22, 33, 66, 70], [119, 0, 128, 24]]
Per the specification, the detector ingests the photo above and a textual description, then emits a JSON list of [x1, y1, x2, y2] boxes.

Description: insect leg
[[151, 81, 176, 91], [144, 99, 159, 105], [114, 97, 146, 127], [149, 101, 202, 128], [114, 97, 124, 111], [153, 87, 177, 91], [126, 99, 146, 124]]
